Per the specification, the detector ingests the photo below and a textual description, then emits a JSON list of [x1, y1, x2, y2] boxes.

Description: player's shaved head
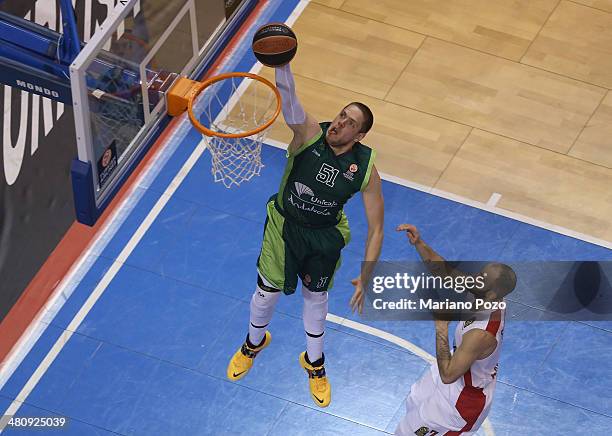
[[480, 263, 516, 300]]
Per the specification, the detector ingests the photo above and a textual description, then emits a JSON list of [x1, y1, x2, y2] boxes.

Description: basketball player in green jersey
[[226, 63, 384, 407]]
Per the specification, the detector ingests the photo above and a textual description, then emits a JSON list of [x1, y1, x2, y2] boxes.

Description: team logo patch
[[294, 182, 315, 197], [304, 274, 312, 286], [349, 163, 358, 173], [97, 140, 118, 189], [101, 149, 112, 167], [464, 318, 475, 328], [342, 170, 354, 181]]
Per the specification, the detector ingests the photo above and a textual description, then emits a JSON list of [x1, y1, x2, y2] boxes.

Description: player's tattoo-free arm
[[361, 166, 384, 278], [350, 167, 384, 313], [274, 64, 321, 154], [435, 321, 497, 384]]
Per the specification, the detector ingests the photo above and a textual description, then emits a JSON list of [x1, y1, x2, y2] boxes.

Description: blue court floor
[[1, 137, 612, 435]]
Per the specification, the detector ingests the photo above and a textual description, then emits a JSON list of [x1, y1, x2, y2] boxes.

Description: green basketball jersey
[[275, 122, 376, 228]]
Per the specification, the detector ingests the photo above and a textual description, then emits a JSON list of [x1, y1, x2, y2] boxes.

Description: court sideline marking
[[0, 135, 209, 429]]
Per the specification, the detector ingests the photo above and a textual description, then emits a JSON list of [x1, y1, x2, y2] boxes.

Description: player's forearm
[[360, 227, 383, 282], [275, 64, 305, 125], [435, 323, 454, 384], [414, 239, 444, 263], [414, 239, 455, 278]]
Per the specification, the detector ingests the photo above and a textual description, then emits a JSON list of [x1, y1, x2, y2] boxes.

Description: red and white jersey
[[396, 308, 505, 436], [451, 308, 504, 390]]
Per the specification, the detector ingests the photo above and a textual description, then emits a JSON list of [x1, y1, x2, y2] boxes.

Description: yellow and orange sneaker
[[227, 332, 271, 381], [299, 351, 331, 407]]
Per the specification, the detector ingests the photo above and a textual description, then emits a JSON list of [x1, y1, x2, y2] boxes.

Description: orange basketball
[[252, 23, 297, 67]]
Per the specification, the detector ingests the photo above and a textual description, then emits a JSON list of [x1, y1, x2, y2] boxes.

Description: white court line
[[0, 138, 209, 430], [0, 115, 194, 391], [285, 0, 310, 26], [326, 314, 434, 364], [486, 192, 502, 208], [265, 137, 612, 250]]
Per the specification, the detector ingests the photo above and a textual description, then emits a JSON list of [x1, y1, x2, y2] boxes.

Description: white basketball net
[[194, 75, 279, 188]]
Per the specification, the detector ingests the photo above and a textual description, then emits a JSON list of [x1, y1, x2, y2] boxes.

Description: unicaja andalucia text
[[288, 182, 338, 216]]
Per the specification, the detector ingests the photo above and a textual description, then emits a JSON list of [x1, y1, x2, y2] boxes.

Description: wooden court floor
[[264, 0, 612, 243]]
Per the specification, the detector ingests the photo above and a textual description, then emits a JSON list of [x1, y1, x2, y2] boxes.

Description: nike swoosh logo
[[233, 371, 246, 378], [313, 394, 325, 404]]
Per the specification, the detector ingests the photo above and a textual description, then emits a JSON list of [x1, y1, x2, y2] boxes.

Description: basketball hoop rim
[[187, 72, 281, 139]]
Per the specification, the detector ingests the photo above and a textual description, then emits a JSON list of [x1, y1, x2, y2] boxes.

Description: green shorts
[[257, 197, 351, 294]]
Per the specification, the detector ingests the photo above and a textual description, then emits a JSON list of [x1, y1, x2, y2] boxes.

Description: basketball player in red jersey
[[395, 224, 516, 436]]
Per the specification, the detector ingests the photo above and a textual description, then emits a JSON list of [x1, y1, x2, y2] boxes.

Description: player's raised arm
[[275, 64, 322, 155]]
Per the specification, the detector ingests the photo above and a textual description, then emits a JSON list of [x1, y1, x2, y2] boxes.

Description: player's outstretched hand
[[396, 223, 421, 245], [349, 277, 365, 314]]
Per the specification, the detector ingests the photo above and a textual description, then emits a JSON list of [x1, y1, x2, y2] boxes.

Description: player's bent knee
[[250, 277, 282, 317], [257, 273, 282, 293], [302, 286, 328, 331], [301, 285, 328, 302]]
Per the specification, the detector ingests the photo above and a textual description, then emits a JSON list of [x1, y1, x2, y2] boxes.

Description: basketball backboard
[[69, 0, 257, 224]]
